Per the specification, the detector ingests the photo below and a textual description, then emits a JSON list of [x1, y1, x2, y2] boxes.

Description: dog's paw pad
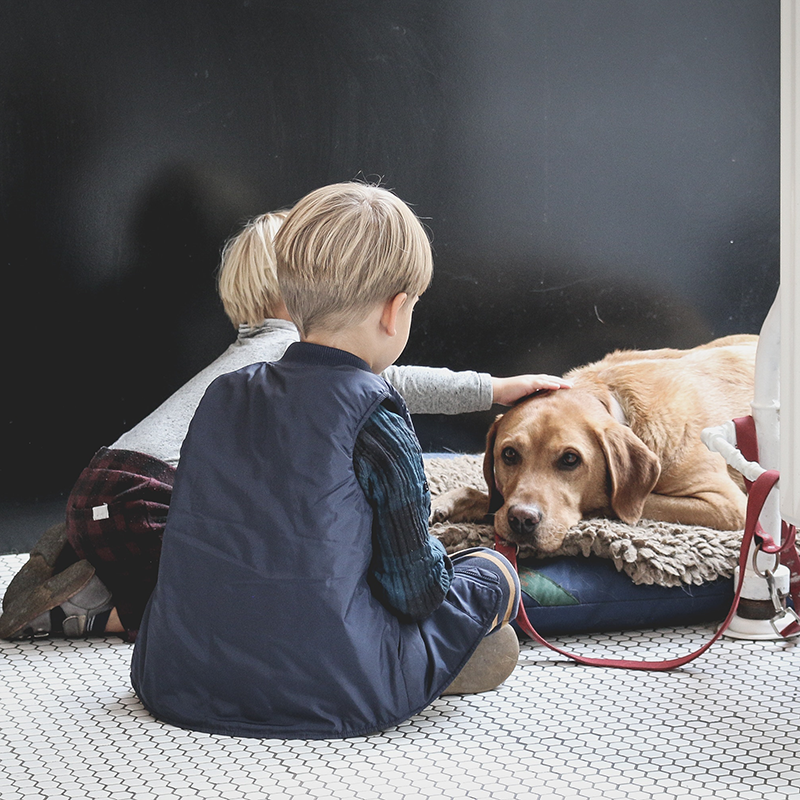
[[430, 506, 451, 524]]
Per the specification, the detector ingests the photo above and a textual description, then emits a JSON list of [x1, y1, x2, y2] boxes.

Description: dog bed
[[425, 454, 736, 634]]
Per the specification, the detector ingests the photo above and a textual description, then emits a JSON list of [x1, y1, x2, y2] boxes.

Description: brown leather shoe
[[2, 522, 73, 610], [0, 560, 96, 640]]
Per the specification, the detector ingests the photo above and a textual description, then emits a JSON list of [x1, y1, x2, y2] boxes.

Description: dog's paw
[[430, 487, 490, 524]]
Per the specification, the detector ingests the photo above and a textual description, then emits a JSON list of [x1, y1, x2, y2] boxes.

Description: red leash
[[495, 469, 791, 670], [733, 416, 800, 614]]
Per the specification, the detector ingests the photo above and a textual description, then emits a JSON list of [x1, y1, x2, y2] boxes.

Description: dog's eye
[[559, 451, 581, 470], [501, 447, 520, 465]]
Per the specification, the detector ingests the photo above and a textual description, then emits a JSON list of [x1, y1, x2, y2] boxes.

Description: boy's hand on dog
[[491, 375, 573, 406]]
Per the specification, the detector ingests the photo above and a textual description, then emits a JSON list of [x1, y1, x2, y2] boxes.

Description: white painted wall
[[781, 0, 800, 526]]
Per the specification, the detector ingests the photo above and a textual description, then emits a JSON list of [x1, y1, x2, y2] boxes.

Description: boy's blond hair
[[273, 183, 433, 337], [217, 210, 290, 328]]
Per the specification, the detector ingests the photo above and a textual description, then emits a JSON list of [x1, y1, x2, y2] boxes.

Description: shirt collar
[[281, 341, 374, 373], [237, 319, 298, 341]]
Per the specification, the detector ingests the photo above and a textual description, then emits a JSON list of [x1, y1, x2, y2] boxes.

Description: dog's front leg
[[430, 487, 491, 524]]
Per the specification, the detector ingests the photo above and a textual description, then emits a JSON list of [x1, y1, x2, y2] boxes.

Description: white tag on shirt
[[92, 504, 110, 521]]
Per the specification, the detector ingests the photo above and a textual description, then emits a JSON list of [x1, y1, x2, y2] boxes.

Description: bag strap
[[495, 470, 786, 671]]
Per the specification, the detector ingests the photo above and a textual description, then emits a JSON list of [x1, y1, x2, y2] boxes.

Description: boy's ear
[[381, 292, 408, 337]]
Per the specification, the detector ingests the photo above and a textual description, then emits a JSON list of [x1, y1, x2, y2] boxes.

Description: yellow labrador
[[432, 335, 757, 553]]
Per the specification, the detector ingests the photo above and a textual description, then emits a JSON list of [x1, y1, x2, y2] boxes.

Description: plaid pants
[[66, 447, 175, 641]]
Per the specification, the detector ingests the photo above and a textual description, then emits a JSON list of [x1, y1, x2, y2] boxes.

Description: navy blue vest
[[131, 343, 499, 739]]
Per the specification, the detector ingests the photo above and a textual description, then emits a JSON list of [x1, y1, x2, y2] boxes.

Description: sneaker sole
[[441, 623, 520, 695]]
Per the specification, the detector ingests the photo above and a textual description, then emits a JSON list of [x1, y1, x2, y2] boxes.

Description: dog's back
[[567, 335, 757, 448]]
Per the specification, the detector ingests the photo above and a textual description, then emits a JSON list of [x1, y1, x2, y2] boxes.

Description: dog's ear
[[597, 424, 661, 524], [483, 415, 505, 514]]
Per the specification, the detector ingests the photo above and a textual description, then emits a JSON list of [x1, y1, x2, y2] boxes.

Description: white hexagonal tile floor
[[1, 552, 800, 800]]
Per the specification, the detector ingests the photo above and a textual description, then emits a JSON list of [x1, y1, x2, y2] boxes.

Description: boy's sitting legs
[[441, 547, 521, 695]]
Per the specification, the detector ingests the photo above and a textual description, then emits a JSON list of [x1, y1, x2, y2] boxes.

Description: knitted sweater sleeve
[[353, 403, 454, 622], [380, 365, 493, 415]]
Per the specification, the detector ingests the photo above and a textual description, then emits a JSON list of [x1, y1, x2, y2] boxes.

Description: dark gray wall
[[0, 1, 780, 513]]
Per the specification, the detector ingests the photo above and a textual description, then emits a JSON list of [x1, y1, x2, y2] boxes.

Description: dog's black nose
[[506, 504, 542, 537]]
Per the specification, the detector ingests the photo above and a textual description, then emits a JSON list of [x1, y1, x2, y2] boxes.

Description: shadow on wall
[[115, 162, 254, 428]]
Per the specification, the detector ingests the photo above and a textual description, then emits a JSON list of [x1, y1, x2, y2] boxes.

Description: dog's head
[[484, 390, 661, 553]]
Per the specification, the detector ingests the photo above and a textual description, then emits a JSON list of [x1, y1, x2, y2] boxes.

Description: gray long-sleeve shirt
[[112, 319, 492, 466]]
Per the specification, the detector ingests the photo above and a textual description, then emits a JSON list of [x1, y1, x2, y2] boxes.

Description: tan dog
[[432, 335, 757, 553]]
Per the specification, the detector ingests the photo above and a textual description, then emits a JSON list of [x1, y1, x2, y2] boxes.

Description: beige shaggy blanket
[[425, 455, 742, 588]]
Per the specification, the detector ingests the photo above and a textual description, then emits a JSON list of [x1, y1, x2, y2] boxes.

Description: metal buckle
[[752, 549, 781, 579], [21, 628, 51, 643]]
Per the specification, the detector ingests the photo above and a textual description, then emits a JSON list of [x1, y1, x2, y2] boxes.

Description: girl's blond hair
[[217, 210, 290, 328], [273, 183, 432, 337]]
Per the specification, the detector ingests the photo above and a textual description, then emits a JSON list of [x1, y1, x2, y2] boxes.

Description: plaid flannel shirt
[[354, 403, 453, 621]]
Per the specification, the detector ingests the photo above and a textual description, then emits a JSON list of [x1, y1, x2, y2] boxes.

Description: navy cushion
[[423, 454, 734, 636], [515, 555, 733, 636]]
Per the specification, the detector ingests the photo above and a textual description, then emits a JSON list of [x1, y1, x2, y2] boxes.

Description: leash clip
[[765, 569, 785, 617], [763, 568, 800, 636], [770, 605, 800, 637]]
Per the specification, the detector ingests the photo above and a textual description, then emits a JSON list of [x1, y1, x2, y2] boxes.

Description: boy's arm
[[354, 403, 453, 622], [381, 365, 572, 415], [380, 365, 493, 415]]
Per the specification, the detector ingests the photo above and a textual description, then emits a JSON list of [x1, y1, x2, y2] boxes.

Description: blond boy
[[130, 183, 526, 738]]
